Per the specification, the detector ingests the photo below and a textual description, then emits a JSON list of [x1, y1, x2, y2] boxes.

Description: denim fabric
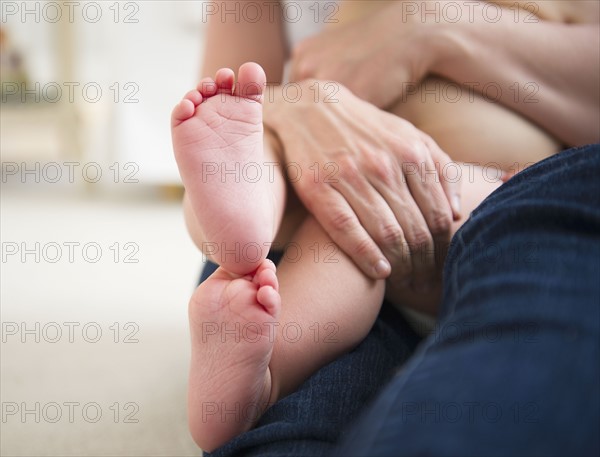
[[337, 144, 600, 456], [199, 252, 286, 284], [202, 145, 600, 456]]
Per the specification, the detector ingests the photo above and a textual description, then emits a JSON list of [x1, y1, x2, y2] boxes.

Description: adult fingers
[[371, 176, 435, 291], [330, 156, 410, 279], [297, 179, 391, 279], [420, 133, 462, 220], [400, 140, 453, 289]]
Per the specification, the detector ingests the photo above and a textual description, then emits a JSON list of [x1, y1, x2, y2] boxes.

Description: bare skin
[[172, 64, 282, 275], [173, 64, 384, 451], [187, 259, 281, 452], [292, 1, 599, 145], [178, 0, 598, 451], [189, 1, 599, 290]]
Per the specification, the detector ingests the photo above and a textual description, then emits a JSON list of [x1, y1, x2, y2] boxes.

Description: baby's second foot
[[172, 62, 273, 275], [187, 259, 280, 452]]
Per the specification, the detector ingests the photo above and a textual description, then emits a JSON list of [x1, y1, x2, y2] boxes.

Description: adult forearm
[[428, 6, 599, 146], [201, 1, 287, 83]]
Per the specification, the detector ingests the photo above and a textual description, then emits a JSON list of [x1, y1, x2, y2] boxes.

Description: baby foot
[[172, 62, 273, 275], [187, 259, 281, 452]]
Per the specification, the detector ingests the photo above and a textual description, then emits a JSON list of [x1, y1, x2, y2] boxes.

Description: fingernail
[[452, 194, 461, 216], [374, 259, 390, 277]]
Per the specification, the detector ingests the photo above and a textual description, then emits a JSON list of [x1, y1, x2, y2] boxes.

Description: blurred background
[[1, 2, 209, 455]]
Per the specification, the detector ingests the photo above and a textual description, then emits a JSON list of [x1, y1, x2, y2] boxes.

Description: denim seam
[[445, 228, 466, 318]]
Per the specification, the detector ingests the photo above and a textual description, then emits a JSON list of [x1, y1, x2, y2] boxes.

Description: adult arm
[[433, 1, 600, 146], [291, 1, 600, 146], [200, 0, 287, 81]]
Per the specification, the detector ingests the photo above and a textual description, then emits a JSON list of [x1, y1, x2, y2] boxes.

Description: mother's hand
[[290, 1, 437, 109], [264, 81, 461, 290]]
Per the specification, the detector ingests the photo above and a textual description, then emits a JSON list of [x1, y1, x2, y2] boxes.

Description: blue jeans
[[203, 144, 600, 457]]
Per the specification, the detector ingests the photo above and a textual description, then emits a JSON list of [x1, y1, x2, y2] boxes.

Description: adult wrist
[[426, 6, 481, 81], [385, 1, 460, 87], [263, 79, 323, 132]]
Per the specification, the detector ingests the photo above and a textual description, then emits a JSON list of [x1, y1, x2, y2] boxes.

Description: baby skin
[[172, 63, 385, 451], [187, 259, 281, 451], [172, 63, 276, 276]]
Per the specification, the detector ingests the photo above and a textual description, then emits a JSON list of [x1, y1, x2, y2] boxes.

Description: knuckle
[[377, 223, 404, 250], [297, 173, 320, 194], [377, 153, 395, 170], [400, 145, 421, 167], [352, 237, 374, 258], [369, 159, 396, 185], [413, 139, 431, 159], [373, 163, 396, 186], [428, 210, 452, 236], [421, 132, 444, 156], [296, 179, 323, 211], [329, 209, 358, 233], [408, 229, 432, 252], [336, 155, 360, 183]]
